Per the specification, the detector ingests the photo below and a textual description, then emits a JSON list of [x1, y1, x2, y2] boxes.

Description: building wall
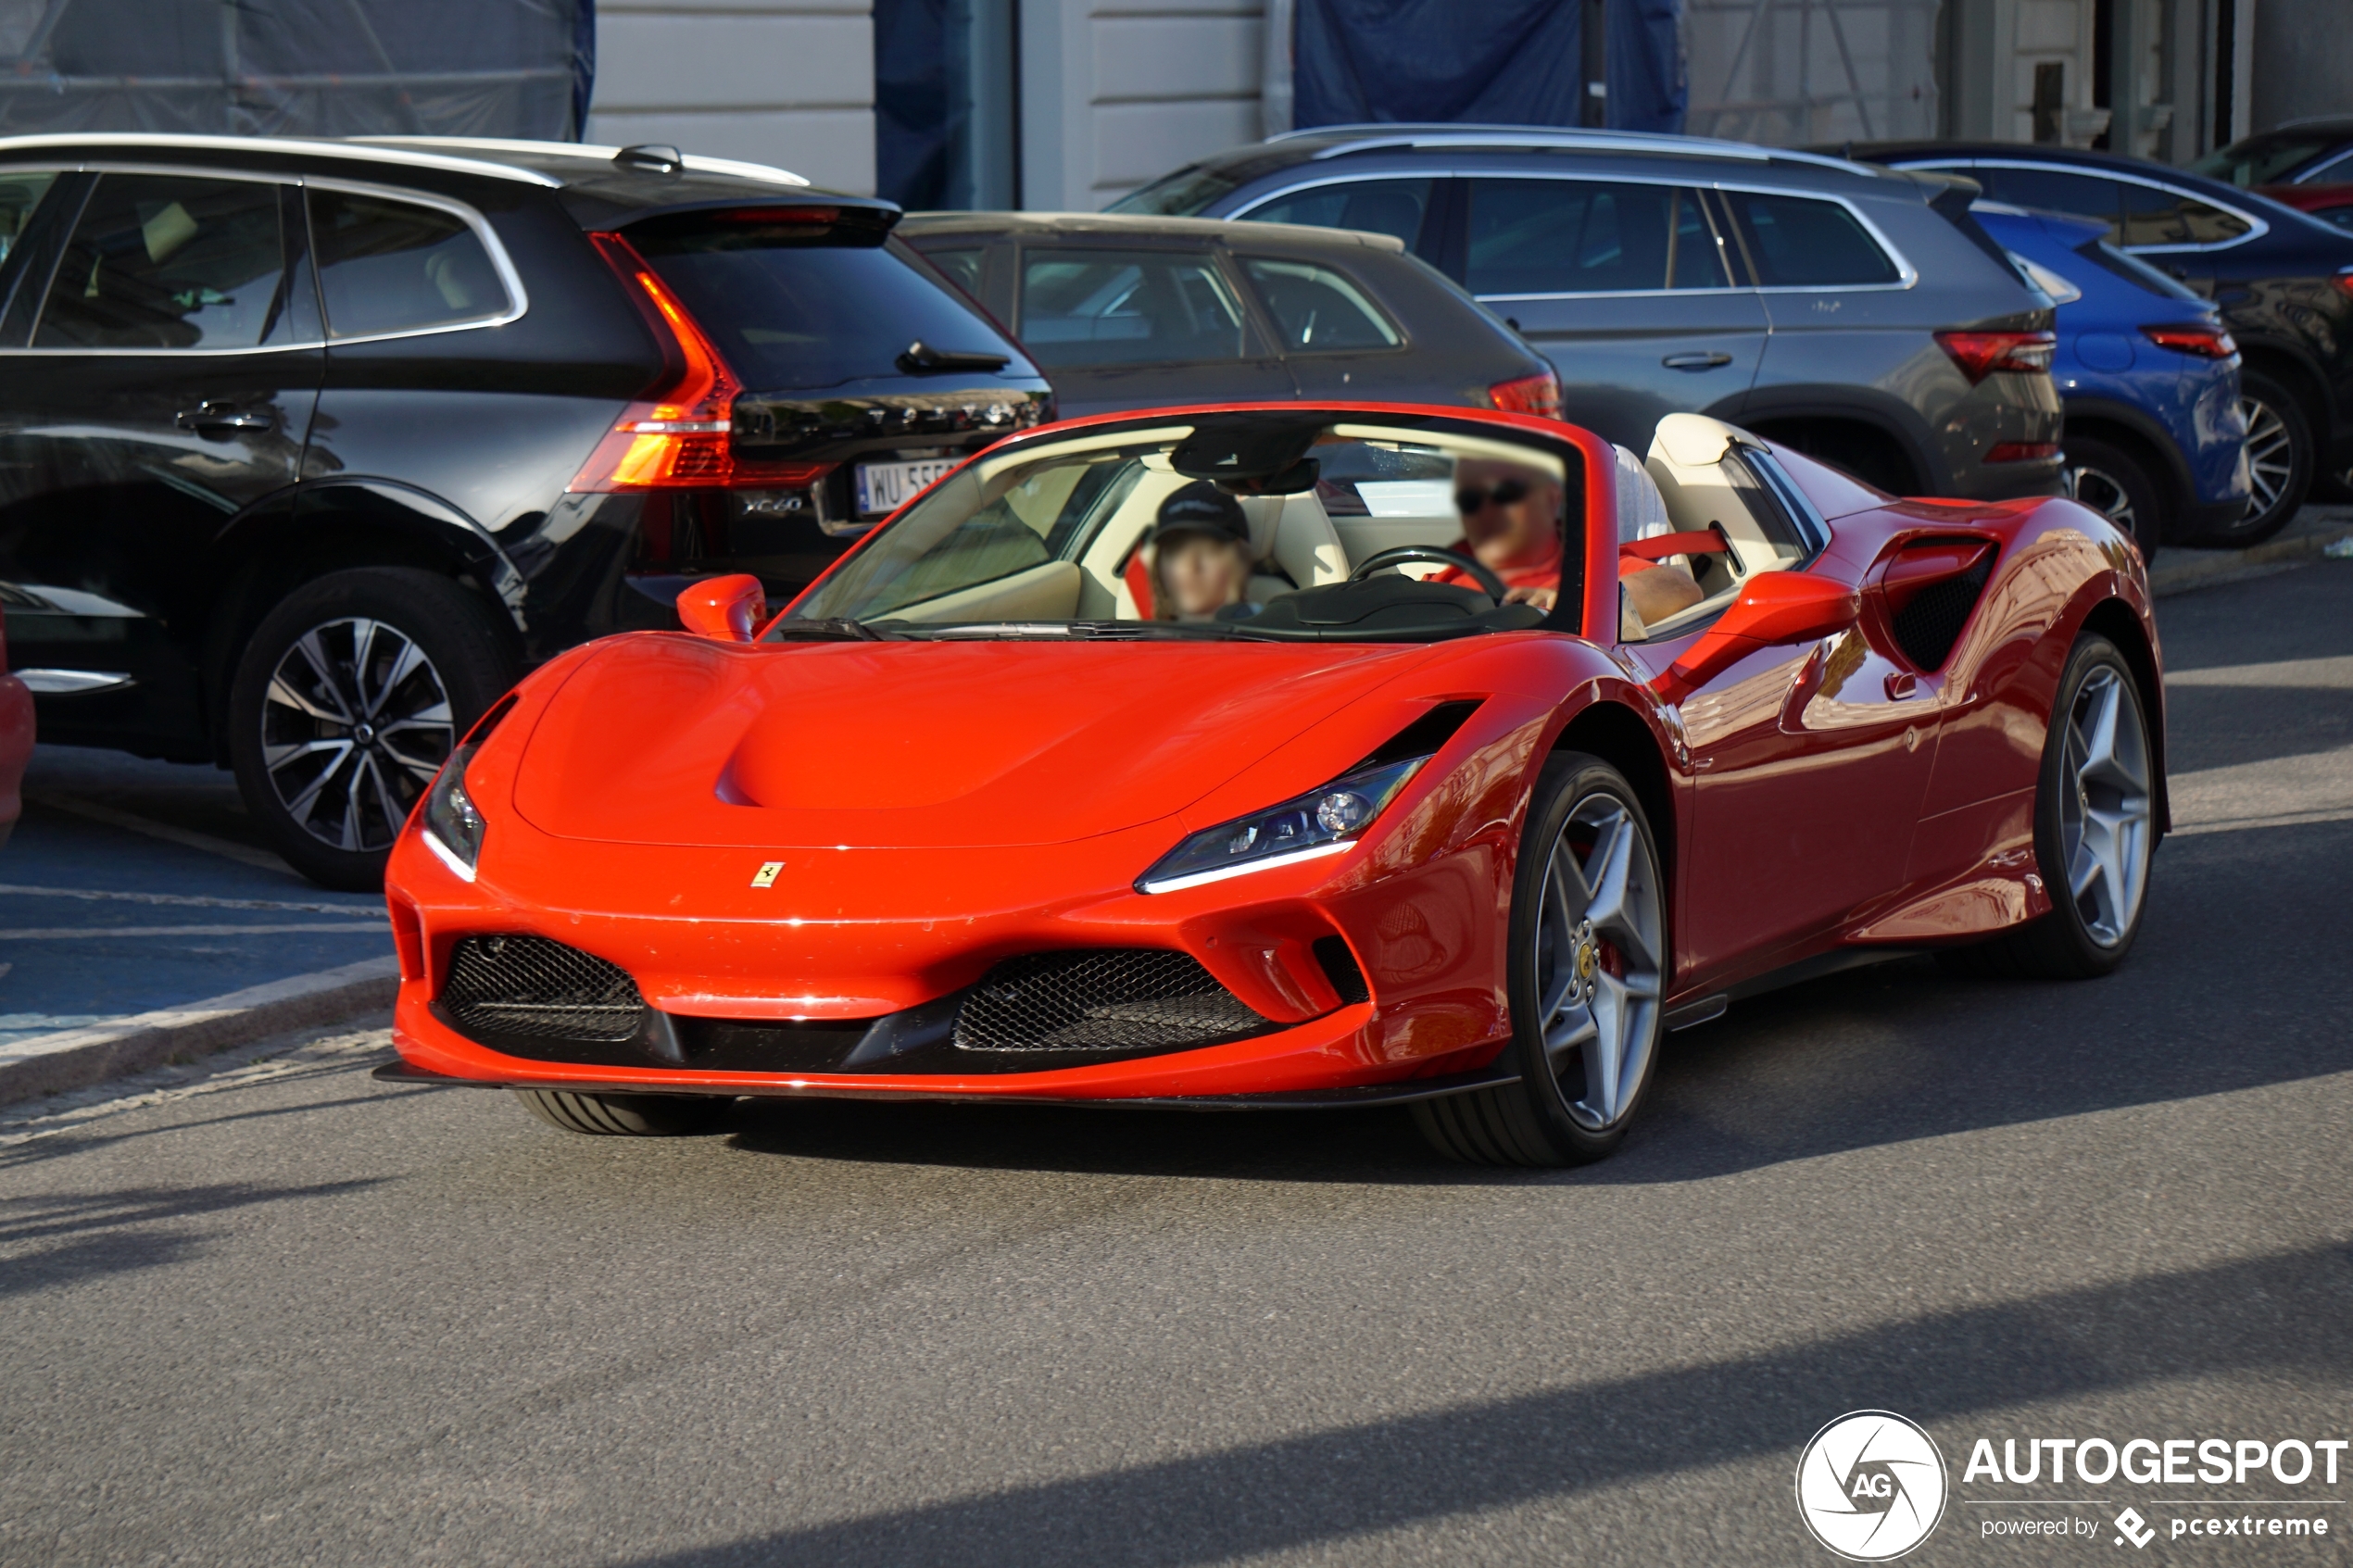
[[1685, 0, 1944, 146], [2250, 0, 2353, 132], [1018, 0, 1265, 211], [585, 0, 879, 194]]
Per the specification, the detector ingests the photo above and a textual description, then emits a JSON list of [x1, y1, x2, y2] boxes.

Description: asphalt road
[[2, 559, 2348, 1567]]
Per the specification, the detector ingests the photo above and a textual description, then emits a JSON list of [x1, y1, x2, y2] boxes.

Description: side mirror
[[1650, 571, 1859, 704], [676, 573, 767, 643]]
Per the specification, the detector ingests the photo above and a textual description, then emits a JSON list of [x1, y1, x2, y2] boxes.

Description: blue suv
[[1975, 205, 2249, 558]]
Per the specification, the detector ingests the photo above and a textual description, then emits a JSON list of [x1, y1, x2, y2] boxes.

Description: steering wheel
[[1348, 546, 1509, 601]]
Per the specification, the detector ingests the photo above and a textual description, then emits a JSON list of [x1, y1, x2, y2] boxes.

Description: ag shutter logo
[[1796, 1411, 1950, 1561]]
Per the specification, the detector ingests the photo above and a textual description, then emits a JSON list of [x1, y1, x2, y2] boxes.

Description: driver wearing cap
[[1142, 481, 1256, 622]]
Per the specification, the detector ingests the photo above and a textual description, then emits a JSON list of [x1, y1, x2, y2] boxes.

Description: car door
[[0, 168, 321, 753], [1458, 177, 1768, 450], [1010, 242, 1292, 417], [1622, 450, 1939, 984]]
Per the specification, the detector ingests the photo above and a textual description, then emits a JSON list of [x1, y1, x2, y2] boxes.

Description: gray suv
[[1114, 126, 2062, 499]]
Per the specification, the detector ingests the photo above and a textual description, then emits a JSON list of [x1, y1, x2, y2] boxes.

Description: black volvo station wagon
[[0, 133, 1049, 885]]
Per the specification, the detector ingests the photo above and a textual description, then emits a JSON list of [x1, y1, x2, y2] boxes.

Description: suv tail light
[[1488, 370, 1563, 420], [1934, 330, 2057, 383], [1984, 441, 2060, 463], [2141, 321, 2239, 358], [569, 232, 827, 494]]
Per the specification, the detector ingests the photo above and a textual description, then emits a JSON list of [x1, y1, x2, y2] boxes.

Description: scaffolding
[[1683, 0, 1942, 147]]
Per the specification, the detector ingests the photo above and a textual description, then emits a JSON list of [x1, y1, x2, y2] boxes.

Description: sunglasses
[[1455, 478, 1530, 514]]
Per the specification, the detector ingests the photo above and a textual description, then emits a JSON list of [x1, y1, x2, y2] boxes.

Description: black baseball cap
[[1144, 480, 1250, 546]]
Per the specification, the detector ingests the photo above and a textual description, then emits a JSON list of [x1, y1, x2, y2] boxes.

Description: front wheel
[[1413, 752, 1667, 1166]]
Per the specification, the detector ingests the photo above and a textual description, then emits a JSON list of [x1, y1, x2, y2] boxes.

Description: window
[[1971, 167, 2120, 233], [918, 245, 986, 301], [35, 174, 288, 349], [1667, 190, 1732, 289], [1239, 258, 1399, 352], [309, 189, 510, 338], [1467, 179, 1680, 295], [1720, 192, 1899, 286], [0, 171, 56, 269], [1017, 248, 1249, 367], [635, 224, 1024, 390], [1239, 179, 1436, 250], [2190, 130, 2352, 187], [2119, 182, 2252, 248]]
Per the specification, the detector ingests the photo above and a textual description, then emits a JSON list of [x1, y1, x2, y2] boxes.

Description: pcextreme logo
[[1796, 1411, 1951, 1561]]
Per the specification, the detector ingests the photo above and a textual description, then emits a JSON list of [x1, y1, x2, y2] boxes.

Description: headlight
[[420, 745, 486, 882], [1136, 757, 1428, 895]]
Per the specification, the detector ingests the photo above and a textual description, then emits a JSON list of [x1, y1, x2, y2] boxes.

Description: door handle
[[1661, 351, 1734, 370], [176, 402, 273, 435]]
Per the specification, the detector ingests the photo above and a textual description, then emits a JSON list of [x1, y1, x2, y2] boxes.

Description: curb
[[0, 956, 400, 1106], [2150, 518, 2353, 597]]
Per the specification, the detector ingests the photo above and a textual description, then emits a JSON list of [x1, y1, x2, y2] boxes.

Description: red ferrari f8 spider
[[379, 405, 2164, 1164]]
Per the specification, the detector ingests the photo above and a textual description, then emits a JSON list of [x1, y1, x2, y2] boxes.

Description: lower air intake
[[440, 935, 646, 1042], [954, 949, 1270, 1053]]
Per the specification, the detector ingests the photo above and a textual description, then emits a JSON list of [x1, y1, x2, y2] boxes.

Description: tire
[[229, 568, 520, 890], [1935, 634, 2156, 980], [2061, 434, 2162, 563], [2192, 370, 2312, 546], [1412, 752, 1667, 1166], [513, 1089, 734, 1136]]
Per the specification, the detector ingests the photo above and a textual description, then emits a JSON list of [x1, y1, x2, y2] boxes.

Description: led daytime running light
[[1137, 757, 1428, 895]]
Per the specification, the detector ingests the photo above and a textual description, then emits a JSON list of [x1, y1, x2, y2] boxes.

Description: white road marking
[[0, 922, 388, 941], [2166, 653, 2353, 689], [0, 882, 383, 917], [24, 795, 297, 876], [2168, 744, 2353, 836]]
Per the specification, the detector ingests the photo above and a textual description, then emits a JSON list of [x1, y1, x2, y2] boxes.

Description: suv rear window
[[634, 221, 1026, 392], [310, 189, 510, 338], [1720, 192, 1899, 286]]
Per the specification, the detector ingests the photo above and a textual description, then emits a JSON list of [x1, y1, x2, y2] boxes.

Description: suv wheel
[[2061, 434, 2161, 561], [2196, 370, 2312, 546], [229, 569, 519, 890]]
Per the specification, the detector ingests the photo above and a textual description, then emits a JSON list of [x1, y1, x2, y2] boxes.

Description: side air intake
[[1887, 542, 1994, 671]]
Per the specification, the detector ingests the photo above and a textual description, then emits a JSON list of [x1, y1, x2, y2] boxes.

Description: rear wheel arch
[[2236, 343, 2333, 436], [1740, 411, 1928, 495], [2061, 405, 2189, 495]]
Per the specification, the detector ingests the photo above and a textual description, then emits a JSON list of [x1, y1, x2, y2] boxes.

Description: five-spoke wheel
[[1414, 752, 1666, 1165]]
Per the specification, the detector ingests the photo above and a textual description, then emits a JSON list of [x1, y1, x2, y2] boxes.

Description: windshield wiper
[[767, 617, 889, 641], [890, 620, 1239, 641]]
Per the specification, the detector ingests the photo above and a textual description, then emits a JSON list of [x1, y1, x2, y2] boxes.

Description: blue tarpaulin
[[0, 0, 593, 141], [1294, 0, 1683, 134]]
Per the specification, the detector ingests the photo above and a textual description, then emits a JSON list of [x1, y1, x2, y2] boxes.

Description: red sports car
[[377, 404, 2165, 1164]]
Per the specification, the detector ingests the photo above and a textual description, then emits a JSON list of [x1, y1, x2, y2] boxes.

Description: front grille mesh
[[440, 935, 646, 1042], [954, 949, 1268, 1053]]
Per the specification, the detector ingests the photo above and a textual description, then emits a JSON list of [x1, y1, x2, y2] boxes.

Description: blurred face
[[1454, 458, 1562, 572], [1158, 533, 1251, 619]]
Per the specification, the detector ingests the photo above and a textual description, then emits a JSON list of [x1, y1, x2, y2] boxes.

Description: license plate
[[855, 458, 958, 517]]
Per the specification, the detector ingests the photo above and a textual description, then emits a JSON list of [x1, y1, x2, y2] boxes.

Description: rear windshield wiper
[[898, 340, 1012, 374]]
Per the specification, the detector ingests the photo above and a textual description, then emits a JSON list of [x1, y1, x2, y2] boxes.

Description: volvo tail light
[[2141, 321, 2239, 358], [1488, 370, 1564, 420], [1934, 330, 2057, 383], [568, 232, 827, 495]]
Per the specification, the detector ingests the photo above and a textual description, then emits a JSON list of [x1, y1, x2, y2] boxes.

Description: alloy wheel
[[2058, 666, 2153, 947], [2065, 463, 2136, 535], [2241, 395, 2294, 521], [1533, 793, 1664, 1130], [259, 617, 455, 852]]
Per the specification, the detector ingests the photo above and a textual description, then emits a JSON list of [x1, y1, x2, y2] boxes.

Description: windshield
[[2191, 130, 2351, 187], [776, 415, 1587, 643]]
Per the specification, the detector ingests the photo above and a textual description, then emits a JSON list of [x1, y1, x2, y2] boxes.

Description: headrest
[[1650, 411, 1750, 470]]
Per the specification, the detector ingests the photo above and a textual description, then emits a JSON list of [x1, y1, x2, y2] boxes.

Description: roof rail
[[0, 132, 564, 186], [1265, 121, 1872, 175], [353, 135, 811, 188]]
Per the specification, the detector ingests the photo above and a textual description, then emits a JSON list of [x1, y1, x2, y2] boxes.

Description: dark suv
[[1851, 141, 2353, 543], [0, 133, 1049, 886], [1112, 125, 2062, 501]]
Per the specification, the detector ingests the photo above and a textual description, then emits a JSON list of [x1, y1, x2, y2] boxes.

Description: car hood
[[510, 635, 1435, 849]]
